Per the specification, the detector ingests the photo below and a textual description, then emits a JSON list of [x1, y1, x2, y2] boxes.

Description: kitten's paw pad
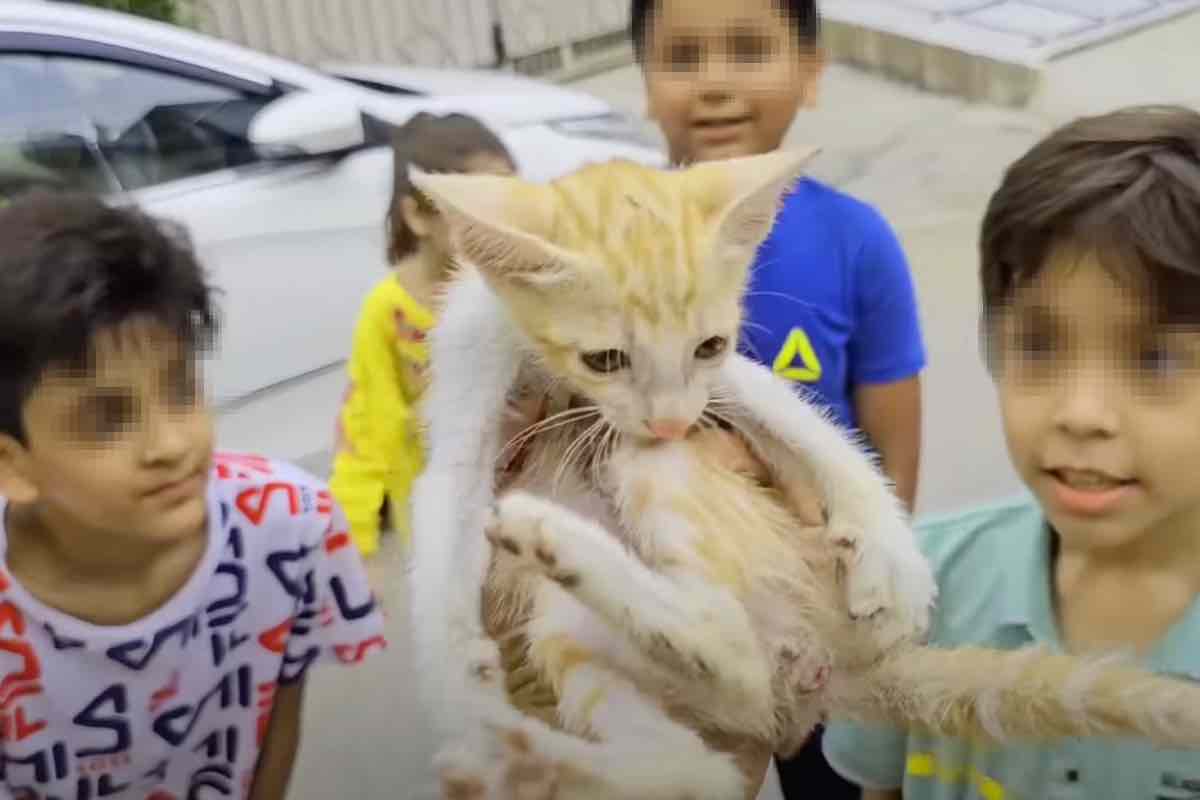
[[501, 730, 559, 800], [826, 522, 882, 616], [485, 504, 524, 557], [635, 613, 771, 705], [435, 745, 489, 800], [832, 516, 936, 651], [874, 542, 936, 650], [491, 493, 581, 588], [777, 645, 832, 694], [440, 769, 487, 800], [642, 629, 714, 679]]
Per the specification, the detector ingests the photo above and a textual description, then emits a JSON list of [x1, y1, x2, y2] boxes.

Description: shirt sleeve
[[279, 495, 387, 684], [849, 208, 927, 386], [822, 719, 909, 791]]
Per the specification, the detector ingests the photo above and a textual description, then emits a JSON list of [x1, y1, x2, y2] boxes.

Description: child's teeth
[[1061, 470, 1119, 489]]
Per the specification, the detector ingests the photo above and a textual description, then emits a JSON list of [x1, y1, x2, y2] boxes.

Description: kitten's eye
[[695, 336, 728, 360], [580, 349, 631, 374]]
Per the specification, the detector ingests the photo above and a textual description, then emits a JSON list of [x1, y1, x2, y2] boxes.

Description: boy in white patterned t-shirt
[[0, 192, 385, 799]]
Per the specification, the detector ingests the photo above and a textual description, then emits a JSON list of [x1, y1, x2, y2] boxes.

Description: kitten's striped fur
[[409, 152, 1200, 800]]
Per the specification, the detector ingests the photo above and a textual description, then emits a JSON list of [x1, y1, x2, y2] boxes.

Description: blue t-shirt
[[739, 179, 926, 430]]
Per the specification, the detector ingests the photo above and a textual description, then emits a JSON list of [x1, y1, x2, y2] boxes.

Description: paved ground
[[821, 0, 1200, 64], [208, 16, 1200, 798]]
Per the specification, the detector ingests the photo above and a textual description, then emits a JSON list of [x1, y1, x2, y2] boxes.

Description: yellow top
[[330, 272, 435, 549]]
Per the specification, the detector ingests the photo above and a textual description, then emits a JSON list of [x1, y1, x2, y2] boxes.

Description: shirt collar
[[996, 505, 1062, 648], [995, 503, 1200, 677]]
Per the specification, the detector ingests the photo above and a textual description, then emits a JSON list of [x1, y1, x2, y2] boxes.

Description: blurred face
[[993, 249, 1200, 557], [0, 320, 214, 548], [640, 0, 822, 164]]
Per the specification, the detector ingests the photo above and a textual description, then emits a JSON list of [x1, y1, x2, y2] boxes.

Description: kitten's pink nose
[[646, 418, 691, 441]]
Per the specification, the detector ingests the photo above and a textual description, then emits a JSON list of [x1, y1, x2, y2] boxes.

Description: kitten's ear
[[409, 168, 568, 288], [703, 146, 822, 256]]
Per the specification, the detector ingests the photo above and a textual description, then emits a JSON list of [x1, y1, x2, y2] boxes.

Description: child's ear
[[0, 434, 38, 505], [800, 48, 827, 109], [408, 168, 572, 290], [400, 194, 437, 240]]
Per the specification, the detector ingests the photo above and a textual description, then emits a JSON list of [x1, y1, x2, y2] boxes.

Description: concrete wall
[[191, 0, 630, 73]]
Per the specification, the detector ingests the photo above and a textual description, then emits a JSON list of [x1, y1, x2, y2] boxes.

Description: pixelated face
[[1, 319, 213, 545], [640, 0, 821, 164], [993, 248, 1200, 555]]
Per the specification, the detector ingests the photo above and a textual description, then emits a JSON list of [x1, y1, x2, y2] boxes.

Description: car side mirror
[[249, 91, 367, 158]]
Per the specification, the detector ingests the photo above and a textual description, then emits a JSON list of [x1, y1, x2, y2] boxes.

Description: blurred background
[[5, 1, 1200, 797]]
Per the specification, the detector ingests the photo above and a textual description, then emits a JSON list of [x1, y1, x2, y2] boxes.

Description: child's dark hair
[[0, 191, 217, 442], [981, 104, 1200, 328], [630, 0, 820, 59], [386, 112, 514, 264]]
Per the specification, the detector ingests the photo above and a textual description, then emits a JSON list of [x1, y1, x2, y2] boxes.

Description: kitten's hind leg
[[486, 491, 773, 714], [521, 603, 747, 800], [558, 661, 746, 799], [442, 619, 745, 799], [436, 729, 560, 800]]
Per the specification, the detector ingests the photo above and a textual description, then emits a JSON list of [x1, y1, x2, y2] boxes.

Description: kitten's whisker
[[580, 422, 609, 483], [704, 395, 741, 413], [740, 320, 772, 336], [588, 424, 618, 484], [742, 288, 805, 306], [562, 421, 604, 491], [553, 418, 604, 492], [499, 405, 598, 463], [701, 406, 742, 433]]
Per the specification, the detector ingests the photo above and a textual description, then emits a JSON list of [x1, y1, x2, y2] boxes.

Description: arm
[[855, 375, 922, 513], [249, 679, 305, 800], [848, 208, 926, 515]]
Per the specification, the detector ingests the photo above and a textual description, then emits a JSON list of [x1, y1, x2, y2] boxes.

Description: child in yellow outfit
[[330, 112, 516, 556]]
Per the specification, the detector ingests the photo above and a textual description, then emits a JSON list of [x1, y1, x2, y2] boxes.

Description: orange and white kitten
[[409, 152, 1200, 800]]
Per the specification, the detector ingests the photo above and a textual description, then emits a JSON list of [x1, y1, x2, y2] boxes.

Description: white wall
[[192, 0, 630, 68]]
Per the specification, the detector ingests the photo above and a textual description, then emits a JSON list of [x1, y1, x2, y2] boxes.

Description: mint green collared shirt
[[823, 496, 1200, 800]]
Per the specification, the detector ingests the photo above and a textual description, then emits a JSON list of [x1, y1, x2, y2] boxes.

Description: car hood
[[321, 62, 612, 124]]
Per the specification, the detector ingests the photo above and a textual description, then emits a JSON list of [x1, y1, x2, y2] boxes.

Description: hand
[[690, 426, 772, 483], [692, 427, 828, 529]]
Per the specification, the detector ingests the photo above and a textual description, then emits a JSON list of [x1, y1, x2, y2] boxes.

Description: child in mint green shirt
[[823, 104, 1200, 799]]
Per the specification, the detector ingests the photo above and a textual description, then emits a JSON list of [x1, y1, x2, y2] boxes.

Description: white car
[[0, 1, 663, 410]]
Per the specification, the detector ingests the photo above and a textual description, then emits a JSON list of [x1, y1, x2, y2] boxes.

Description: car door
[[0, 43, 392, 406]]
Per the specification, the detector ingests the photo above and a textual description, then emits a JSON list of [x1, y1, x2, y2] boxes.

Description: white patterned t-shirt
[[0, 452, 386, 800]]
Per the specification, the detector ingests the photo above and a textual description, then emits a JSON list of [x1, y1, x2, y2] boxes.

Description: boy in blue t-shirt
[[631, 0, 927, 796], [824, 105, 1200, 799], [631, 0, 926, 501]]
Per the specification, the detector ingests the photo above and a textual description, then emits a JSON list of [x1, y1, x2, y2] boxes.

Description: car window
[[0, 53, 274, 200], [0, 54, 114, 201]]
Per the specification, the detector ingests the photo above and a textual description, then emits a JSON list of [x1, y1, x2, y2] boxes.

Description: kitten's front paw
[[486, 492, 581, 589], [829, 513, 936, 652], [498, 729, 560, 800], [777, 643, 832, 695], [436, 729, 560, 800], [435, 744, 489, 800]]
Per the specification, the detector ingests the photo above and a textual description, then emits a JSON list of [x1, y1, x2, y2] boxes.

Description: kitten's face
[[414, 149, 816, 441]]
